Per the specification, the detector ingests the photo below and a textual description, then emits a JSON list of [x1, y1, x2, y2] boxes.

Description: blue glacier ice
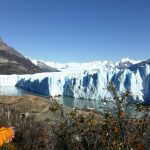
[[0, 62, 150, 103], [15, 63, 150, 103]]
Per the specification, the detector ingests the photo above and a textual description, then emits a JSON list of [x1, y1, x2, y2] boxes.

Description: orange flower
[[0, 127, 15, 147]]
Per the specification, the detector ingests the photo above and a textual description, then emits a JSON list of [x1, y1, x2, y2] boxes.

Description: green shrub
[[0, 83, 149, 150]]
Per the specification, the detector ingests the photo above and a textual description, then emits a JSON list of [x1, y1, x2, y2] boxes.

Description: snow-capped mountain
[[31, 59, 115, 72], [116, 57, 141, 70], [30, 57, 141, 72], [120, 57, 141, 64], [32, 60, 60, 72]]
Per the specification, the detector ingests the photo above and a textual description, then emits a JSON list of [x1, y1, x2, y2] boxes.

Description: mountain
[[29, 59, 60, 72], [0, 38, 43, 74], [36, 61, 60, 72], [129, 59, 150, 71], [31, 60, 115, 72], [30, 57, 141, 72], [116, 57, 141, 70]]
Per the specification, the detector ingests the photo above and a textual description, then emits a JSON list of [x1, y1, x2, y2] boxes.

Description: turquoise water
[[0, 86, 45, 97], [0, 86, 106, 110], [58, 96, 108, 110], [0, 87, 146, 118]]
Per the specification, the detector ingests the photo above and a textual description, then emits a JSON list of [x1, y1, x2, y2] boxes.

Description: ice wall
[[15, 64, 150, 103], [0, 64, 150, 103]]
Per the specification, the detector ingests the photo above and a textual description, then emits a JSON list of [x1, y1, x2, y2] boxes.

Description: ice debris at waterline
[[0, 63, 149, 103]]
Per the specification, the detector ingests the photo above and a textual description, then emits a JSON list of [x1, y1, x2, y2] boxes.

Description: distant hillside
[[36, 61, 60, 72], [0, 38, 43, 74]]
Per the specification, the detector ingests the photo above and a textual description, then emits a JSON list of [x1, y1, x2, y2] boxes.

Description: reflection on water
[[0, 86, 45, 97], [59, 97, 149, 118], [0, 86, 112, 111], [58, 96, 115, 112], [0, 87, 147, 118]]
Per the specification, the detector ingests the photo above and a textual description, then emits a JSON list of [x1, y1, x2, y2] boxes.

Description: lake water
[[0, 86, 107, 110], [0, 86, 146, 118], [0, 86, 45, 97]]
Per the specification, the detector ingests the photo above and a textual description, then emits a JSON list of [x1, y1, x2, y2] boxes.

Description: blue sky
[[0, 0, 150, 62]]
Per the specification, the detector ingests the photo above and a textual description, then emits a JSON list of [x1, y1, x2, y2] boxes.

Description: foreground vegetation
[[0, 83, 150, 150]]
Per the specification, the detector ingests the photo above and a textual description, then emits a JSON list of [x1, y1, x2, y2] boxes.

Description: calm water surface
[[0, 86, 44, 97], [0, 86, 106, 110], [0, 86, 146, 118]]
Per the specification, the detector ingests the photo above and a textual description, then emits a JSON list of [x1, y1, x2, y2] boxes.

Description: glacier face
[[0, 59, 149, 103], [0, 75, 20, 86], [14, 63, 150, 103]]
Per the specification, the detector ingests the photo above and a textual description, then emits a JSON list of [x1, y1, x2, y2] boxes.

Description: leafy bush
[[0, 102, 55, 150], [0, 83, 149, 149], [52, 82, 150, 150]]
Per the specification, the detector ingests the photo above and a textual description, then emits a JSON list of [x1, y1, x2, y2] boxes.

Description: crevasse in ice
[[0, 63, 149, 103]]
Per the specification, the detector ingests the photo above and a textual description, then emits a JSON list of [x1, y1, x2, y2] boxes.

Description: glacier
[[0, 62, 149, 103]]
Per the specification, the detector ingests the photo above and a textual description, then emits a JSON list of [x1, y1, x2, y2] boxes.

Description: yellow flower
[[0, 127, 15, 147]]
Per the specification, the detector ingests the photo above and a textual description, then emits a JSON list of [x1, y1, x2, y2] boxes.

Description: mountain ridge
[[30, 57, 145, 72], [0, 38, 42, 74]]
